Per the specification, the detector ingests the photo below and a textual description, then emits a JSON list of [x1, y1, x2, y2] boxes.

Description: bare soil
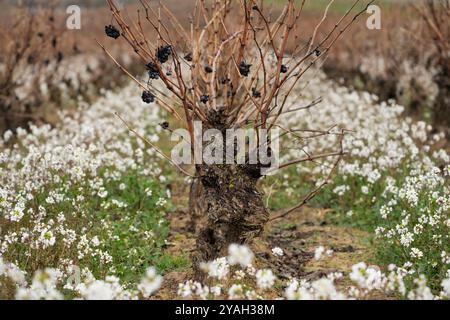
[[156, 183, 394, 299]]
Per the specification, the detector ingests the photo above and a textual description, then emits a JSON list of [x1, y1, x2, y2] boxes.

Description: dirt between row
[[155, 201, 393, 299]]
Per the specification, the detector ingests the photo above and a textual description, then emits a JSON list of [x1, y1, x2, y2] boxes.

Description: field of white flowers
[[0, 67, 448, 300]]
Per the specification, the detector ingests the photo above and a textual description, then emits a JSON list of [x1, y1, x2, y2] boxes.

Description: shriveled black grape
[[142, 90, 155, 104], [105, 25, 120, 39]]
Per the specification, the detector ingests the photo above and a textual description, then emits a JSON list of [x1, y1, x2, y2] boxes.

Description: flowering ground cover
[[0, 68, 448, 299], [264, 71, 450, 296], [0, 83, 182, 299]]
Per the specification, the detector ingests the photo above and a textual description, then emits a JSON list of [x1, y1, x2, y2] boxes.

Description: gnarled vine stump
[[189, 163, 269, 276]]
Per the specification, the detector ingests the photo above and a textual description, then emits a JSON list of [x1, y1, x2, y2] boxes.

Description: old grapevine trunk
[[186, 109, 271, 276], [189, 163, 269, 271]]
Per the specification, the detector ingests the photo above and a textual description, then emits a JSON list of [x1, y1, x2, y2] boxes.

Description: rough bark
[[189, 163, 269, 275], [187, 108, 270, 277], [188, 177, 206, 234]]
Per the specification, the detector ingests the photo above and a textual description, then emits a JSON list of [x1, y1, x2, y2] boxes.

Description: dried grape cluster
[[105, 25, 120, 39], [200, 95, 210, 104], [252, 87, 261, 98], [146, 62, 160, 80], [160, 121, 169, 130], [204, 65, 213, 73], [156, 45, 172, 63], [142, 90, 155, 104], [239, 61, 252, 77]]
